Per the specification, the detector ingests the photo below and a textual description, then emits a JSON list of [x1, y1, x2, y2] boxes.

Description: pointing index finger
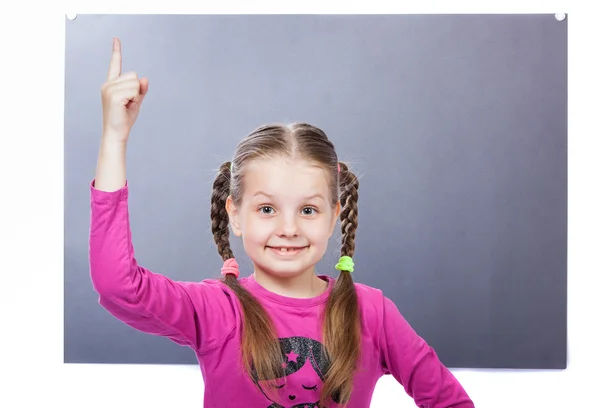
[[107, 38, 122, 81]]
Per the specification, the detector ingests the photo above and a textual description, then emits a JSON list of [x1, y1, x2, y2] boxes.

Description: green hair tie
[[335, 256, 354, 273]]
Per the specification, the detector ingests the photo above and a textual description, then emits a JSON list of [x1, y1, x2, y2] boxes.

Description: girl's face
[[226, 157, 340, 281]]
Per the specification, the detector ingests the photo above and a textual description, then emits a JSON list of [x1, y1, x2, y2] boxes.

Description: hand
[[100, 38, 149, 142]]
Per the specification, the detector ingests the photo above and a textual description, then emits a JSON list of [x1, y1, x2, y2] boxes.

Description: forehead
[[242, 157, 332, 200]]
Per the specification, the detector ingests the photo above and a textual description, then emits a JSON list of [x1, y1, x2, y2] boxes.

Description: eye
[[269, 383, 285, 389], [258, 205, 275, 215], [302, 384, 317, 391], [302, 207, 317, 215]]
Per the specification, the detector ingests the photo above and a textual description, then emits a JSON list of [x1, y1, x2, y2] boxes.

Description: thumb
[[139, 77, 149, 96], [132, 77, 149, 105]]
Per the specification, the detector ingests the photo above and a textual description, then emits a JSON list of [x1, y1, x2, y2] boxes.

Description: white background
[[1, 1, 598, 407]]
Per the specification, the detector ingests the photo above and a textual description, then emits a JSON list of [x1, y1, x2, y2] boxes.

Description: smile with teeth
[[268, 246, 307, 255]]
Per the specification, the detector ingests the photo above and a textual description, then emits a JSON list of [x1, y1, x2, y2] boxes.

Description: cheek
[[241, 216, 272, 243], [306, 219, 335, 242]]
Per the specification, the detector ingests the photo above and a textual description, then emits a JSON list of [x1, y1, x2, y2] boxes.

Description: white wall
[[53, 359, 592, 407], [3, 4, 598, 408]]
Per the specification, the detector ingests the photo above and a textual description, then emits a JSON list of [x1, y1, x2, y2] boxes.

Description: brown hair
[[210, 122, 360, 406]]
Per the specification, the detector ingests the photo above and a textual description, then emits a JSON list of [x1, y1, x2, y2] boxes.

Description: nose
[[277, 213, 298, 237], [288, 395, 296, 400]]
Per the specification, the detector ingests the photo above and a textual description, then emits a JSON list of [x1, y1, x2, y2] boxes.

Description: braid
[[210, 161, 234, 261], [338, 162, 359, 258], [209, 160, 284, 403], [320, 161, 361, 406]]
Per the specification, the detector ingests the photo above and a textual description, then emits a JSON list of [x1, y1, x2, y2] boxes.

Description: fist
[[101, 38, 149, 141]]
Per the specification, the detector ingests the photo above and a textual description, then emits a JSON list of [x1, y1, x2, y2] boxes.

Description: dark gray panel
[[64, 14, 567, 369]]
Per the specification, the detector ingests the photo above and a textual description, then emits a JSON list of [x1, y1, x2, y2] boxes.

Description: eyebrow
[[252, 191, 326, 201]]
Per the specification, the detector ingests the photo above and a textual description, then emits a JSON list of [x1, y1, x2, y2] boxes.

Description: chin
[[260, 262, 309, 278], [256, 255, 314, 277]]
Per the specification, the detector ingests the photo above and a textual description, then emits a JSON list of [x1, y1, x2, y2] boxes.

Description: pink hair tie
[[337, 163, 341, 173], [221, 258, 240, 278]]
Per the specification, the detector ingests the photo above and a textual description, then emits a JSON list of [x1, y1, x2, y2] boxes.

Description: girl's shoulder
[[353, 280, 387, 311], [325, 275, 388, 313], [352, 281, 390, 335], [353, 280, 384, 298]]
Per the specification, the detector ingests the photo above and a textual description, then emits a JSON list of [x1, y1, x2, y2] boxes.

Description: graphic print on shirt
[[250, 336, 340, 408]]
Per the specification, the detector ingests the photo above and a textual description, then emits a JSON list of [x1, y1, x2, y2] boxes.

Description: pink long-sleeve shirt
[[88, 180, 474, 408]]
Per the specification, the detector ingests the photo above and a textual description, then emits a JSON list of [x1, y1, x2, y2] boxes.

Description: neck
[[252, 267, 328, 299]]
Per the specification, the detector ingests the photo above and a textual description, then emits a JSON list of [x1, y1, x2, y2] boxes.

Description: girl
[[89, 38, 475, 408]]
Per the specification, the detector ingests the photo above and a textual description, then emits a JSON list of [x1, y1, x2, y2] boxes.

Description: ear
[[225, 195, 242, 237], [329, 200, 341, 236]]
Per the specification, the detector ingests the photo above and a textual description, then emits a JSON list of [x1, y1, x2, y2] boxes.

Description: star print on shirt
[[286, 350, 299, 363]]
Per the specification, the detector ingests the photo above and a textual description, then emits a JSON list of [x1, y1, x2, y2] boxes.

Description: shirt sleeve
[[380, 296, 475, 407], [88, 179, 236, 352]]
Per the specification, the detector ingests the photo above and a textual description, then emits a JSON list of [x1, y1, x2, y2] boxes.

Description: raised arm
[[88, 38, 234, 352]]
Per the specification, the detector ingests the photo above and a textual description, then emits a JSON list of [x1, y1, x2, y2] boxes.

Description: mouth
[[266, 246, 308, 256]]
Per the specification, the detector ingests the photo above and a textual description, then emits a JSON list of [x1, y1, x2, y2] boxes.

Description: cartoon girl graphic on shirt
[[250, 336, 341, 408]]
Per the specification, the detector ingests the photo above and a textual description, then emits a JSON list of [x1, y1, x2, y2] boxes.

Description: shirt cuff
[[90, 178, 129, 204]]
